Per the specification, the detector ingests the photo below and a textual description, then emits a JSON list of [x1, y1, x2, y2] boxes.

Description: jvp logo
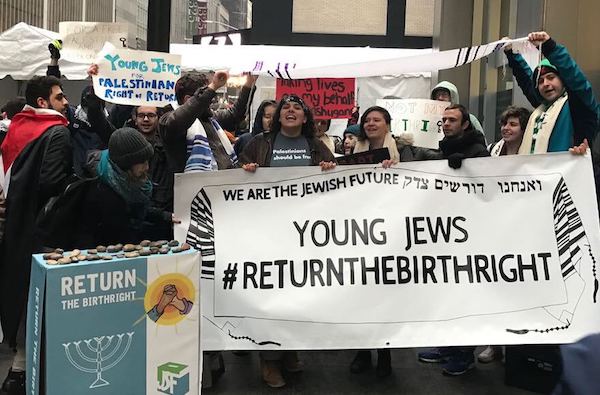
[[157, 362, 189, 395]]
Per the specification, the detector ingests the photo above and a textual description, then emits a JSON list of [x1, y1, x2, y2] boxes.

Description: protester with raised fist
[[159, 71, 256, 200], [504, 31, 599, 154]]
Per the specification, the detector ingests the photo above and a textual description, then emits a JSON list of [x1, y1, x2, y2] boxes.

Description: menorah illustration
[[63, 331, 134, 389]]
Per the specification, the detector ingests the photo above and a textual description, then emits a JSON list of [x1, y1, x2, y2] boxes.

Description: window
[[292, 0, 387, 36]]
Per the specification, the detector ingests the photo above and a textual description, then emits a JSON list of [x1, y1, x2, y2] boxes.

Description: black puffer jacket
[[439, 129, 490, 159]]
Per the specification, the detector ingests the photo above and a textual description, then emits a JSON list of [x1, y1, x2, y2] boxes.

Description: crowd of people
[[0, 31, 598, 394]]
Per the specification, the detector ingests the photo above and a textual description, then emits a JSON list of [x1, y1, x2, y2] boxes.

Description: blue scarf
[[97, 150, 153, 218]]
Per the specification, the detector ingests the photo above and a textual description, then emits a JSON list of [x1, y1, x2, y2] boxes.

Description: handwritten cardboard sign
[[376, 98, 450, 149], [93, 44, 182, 107], [276, 78, 355, 120], [59, 22, 129, 63]]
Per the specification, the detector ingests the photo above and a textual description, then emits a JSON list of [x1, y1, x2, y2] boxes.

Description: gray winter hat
[[108, 127, 154, 170]]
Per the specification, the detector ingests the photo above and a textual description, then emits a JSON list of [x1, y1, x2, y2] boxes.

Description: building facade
[[0, 0, 190, 48], [248, 0, 433, 48], [220, 0, 251, 30]]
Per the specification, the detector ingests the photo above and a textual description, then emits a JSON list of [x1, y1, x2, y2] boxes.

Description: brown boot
[[283, 351, 304, 372], [261, 359, 286, 388]]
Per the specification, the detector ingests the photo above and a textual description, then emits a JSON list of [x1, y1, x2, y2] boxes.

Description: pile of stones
[[43, 240, 191, 265]]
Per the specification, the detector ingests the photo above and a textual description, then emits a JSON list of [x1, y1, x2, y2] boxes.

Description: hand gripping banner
[[174, 153, 600, 351]]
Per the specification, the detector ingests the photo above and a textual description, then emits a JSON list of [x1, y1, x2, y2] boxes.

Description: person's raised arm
[[503, 37, 540, 107], [84, 64, 115, 145], [213, 74, 257, 132], [46, 40, 62, 78], [535, 32, 599, 122], [159, 71, 228, 143]]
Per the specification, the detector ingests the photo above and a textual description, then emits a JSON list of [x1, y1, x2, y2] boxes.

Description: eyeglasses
[[136, 113, 158, 120]]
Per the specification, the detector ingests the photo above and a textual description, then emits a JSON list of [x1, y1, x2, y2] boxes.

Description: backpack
[[35, 176, 98, 251]]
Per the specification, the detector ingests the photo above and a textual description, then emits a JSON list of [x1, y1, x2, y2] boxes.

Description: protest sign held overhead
[[59, 22, 128, 64], [174, 153, 600, 351], [92, 43, 182, 107], [377, 98, 450, 149], [276, 78, 356, 119]]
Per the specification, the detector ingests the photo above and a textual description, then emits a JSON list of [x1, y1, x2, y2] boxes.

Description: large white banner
[[170, 37, 534, 78], [377, 98, 449, 149], [174, 153, 600, 351], [93, 44, 181, 107]]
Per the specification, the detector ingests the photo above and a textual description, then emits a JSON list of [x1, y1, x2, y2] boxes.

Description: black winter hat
[[108, 127, 154, 170]]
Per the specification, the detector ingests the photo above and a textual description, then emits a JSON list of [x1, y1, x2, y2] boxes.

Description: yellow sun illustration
[[143, 273, 196, 326]]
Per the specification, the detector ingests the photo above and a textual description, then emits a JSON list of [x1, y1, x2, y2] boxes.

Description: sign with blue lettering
[[26, 250, 201, 395], [93, 43, 182, 107]]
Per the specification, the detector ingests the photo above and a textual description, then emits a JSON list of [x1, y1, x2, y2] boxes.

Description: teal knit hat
[[534, 58, 560, 84], [344, 124, 360, 137]]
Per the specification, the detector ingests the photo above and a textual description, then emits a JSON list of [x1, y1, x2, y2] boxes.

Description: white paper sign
[[93, 44, 182, 107], [174, 153, 600, 351], [377, 98, 450, 149], [59, 22, 128, 63]]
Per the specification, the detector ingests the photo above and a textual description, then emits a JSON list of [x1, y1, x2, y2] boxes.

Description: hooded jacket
[[431, 81, 485, 135], [505, 38, 599, 151]]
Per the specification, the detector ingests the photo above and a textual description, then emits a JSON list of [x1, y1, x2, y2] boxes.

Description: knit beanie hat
[[343, 124, 360, 138], [534, 58, 560, 83], [108, 127, 154, 170]]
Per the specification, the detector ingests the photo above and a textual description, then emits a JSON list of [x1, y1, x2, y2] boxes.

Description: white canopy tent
[[0, 22, 89, 80]]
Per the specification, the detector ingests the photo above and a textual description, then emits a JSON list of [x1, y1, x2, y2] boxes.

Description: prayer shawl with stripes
[[171, 102, 238, 173], [518, 94, 568, 155]]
